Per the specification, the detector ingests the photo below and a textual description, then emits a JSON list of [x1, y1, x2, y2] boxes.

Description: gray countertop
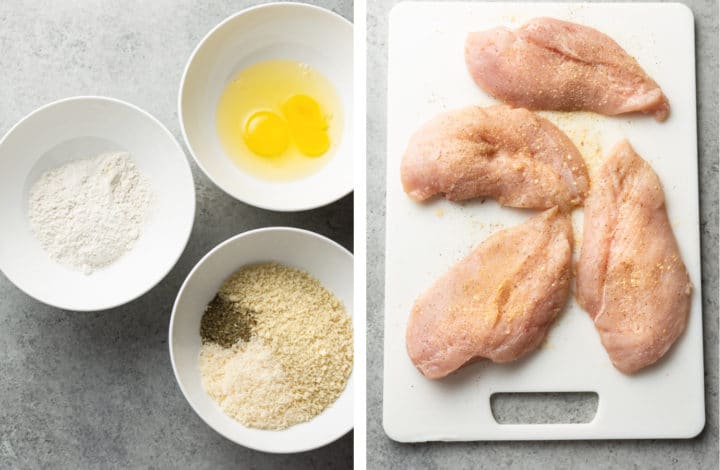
[[367, 0, 718, 469], [0, 1, 353, 468]]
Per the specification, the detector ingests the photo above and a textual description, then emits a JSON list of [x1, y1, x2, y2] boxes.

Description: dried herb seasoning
[[200, 294, 256, 347]]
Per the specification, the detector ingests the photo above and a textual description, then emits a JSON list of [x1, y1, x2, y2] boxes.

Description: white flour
[[28, 152, 152, 274]]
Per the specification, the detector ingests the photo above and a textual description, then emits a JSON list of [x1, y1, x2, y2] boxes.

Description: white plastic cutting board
[[383, 2, 704, 441]]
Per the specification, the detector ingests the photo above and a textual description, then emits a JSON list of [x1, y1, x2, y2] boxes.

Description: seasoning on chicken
[[400, 105, 588, 210], [406, 207, 573, 379], [465, 18, 670, 121], [576, 140, 692, 373]]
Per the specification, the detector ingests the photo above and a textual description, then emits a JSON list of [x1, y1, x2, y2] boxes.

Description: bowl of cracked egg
[[169, 227, 353, 453], [179, 3, 353, 211], [0, 96, 195, 311]]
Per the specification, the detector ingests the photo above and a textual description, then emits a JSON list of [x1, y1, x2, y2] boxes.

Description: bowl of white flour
[[0, 96, 195, 311]]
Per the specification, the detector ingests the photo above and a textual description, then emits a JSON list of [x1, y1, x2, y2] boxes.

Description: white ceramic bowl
[[179, 3, 353, 212], [169, 227, 353, 453], [0, 96, 195, 311]]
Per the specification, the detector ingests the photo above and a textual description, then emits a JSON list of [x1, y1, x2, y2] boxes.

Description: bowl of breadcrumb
[[169, 227, 353, 453]]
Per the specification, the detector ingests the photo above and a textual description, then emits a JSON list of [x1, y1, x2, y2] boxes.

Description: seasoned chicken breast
[[406, 207, 573, 379], [576, 140, 692, 374], [400, 105, 588, 210], [465, 18, 670, 121]]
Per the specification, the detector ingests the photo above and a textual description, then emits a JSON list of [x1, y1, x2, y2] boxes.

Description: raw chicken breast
[[406, 207, 572, 379], [400, 105, 588, 210], [576, 140, 692, 374], [465, 18, 670, 121]]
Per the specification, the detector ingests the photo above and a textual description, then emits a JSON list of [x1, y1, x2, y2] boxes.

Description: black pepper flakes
[[200, 294, 256, 347]]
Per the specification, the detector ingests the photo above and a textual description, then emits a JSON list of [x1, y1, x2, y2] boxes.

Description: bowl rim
[[0, 95, 196, 312], [177, 2, 354, 213], [168, 226, 354, 453]]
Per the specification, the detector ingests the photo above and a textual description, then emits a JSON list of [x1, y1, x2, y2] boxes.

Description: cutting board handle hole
[[490, 392, 598, 424]]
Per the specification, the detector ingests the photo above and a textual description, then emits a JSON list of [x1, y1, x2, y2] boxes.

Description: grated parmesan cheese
[[200, 338, 308, 429]]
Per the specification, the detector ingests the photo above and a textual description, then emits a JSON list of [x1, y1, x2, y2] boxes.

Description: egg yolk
[[293, 128, 331, 157], [283, 94, 326, 127], [282, 94, 331, 157], [243, 111, 289, 157]]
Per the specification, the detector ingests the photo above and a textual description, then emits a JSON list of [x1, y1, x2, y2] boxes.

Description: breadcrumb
[[199, 262, 353, 430]]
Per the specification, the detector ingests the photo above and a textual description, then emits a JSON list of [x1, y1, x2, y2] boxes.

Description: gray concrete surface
[[0, 1, 353, 468], [367, 0, 718, 468]]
